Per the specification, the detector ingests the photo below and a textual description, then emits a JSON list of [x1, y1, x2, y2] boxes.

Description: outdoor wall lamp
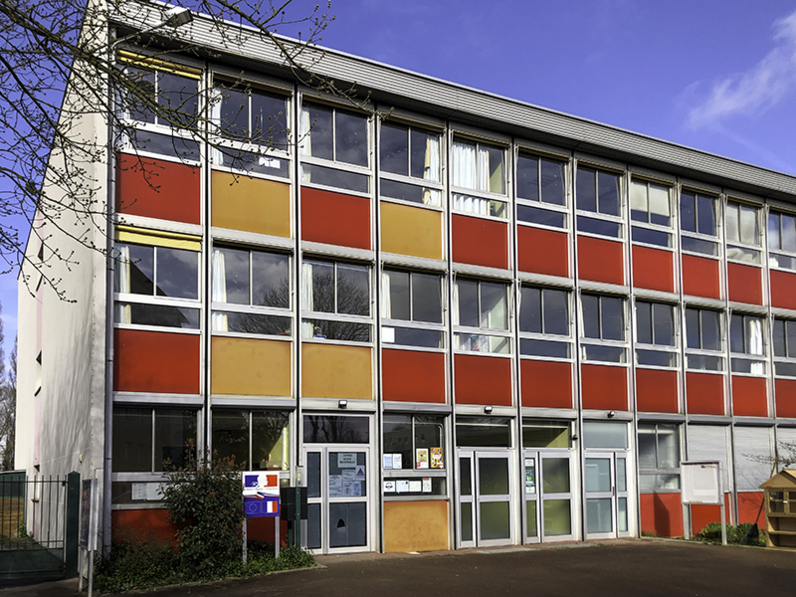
[[484, 406, 493, 414], [338, 400, 348, 409], [110, 5, 193, 51], [607, 411, 616, 418]]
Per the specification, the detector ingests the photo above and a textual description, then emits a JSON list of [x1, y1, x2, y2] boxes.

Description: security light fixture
[[110, 5, 193, 51], [484, 406, 493, 414], [338, 400, 348, 410], [607, 411, 615, 418]]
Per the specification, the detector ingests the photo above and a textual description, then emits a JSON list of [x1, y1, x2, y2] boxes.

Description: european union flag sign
[[244, 495, 280, 518], [242, 472, 280, 518]]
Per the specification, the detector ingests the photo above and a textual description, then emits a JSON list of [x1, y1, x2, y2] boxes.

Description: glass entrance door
[[457, 451, 515, 547], [584, 452, 629, 539], [523, 451, 575, 543], [305, 446, 370, 553]]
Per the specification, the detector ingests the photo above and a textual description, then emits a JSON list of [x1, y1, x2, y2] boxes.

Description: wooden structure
[[760, 470, 796, 548]]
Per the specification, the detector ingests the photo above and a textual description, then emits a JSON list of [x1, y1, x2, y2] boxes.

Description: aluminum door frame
[[522, 450, 576, 544], [584, 451, 631, 540]]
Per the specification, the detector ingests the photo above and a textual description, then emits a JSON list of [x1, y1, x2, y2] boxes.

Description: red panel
[[640, 493, 684, 538], [727, 263, 763, 305], [517, 226, 568, 277], [112, 509, 175, 544], [576, 236, 623, 285], [690, 494, 732, 535], [301, 186, 370, 250], [685, 372, 724, 415], [731, 376, 768, 417], [636, 368, 679, 413], [114, 329, 200, 394], [247, 517, 289, 545], [682, 255, 720, 299], [632, 246, 674, 293], [116, 153, 200, 224], [454, 354, 512, 406], [580, 364, 627, 411], [737, 492, 765, 525], [382, 349, 446, 403], [770, 270, 796, 310], [520, 359, 572, 409], [451, 214, 508, 269], [775, 378, 796, 418]]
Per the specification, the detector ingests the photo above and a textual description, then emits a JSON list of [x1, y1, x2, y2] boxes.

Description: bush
[[697, 522, 739, 543], [94, 534, 181, 593]]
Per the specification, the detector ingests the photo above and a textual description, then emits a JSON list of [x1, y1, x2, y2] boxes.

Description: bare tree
[[0, 338, 16, 470]]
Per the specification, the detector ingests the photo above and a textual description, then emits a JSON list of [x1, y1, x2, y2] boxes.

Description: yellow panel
[[302, 343, 372, 399], [211, 337, 291, 396], [116, 226, 201, 251], [116, 51, 202, 79], [384, 501, 449, 553], [380, 202, 442, 260], [212, 172, 291, 237]]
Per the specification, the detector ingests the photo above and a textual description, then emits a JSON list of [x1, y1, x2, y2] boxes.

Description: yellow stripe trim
[[116, 225, 201, 251], [116, 51, 202, 80]]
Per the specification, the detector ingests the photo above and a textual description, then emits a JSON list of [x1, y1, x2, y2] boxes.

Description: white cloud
[[686, 10, 796, 129]]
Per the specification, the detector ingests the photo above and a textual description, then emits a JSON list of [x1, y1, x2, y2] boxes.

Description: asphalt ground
[[5, 539, 796, 597]]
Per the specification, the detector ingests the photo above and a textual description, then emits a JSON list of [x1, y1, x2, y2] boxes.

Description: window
[[519, 286, 570, 358], [379, 123, 442, 207], [300, 104, 369, 192], [456, 417, 512, 447], [451, 138, 507, 218], [120, 63, 199, 129], [211, 247, 291, 336], [773, 318, 796, 377], [381, 270, 444, 348], [212, 410, 290, 471], [638, 424, 680, 492], [112, 407, 197, 472], [580, 294, 626, 363], [629, 180, 672, 248], [382, 414, 447, 496], [213, 83, 288, 146], [730, 314, 765, 374], [768, 211, 796, 270], [522, 421, 571, 448], [726, 201, 761, 264], [453, 278, 510, 354], [301, 259, 371, 342], [635, 301, 677, 367], [115, 238, 200, 329], [516, 154, 567, 229], [685, 307, 723, 371], [576, 166, 622, 238], [680, 191, 719, 256]]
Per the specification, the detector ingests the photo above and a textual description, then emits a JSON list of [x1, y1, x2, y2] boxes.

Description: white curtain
[[211, 249, 228, 331], [452, 141, 476, 189], [380, 272, 392, 319], [749, 318, 764, 375], [301, 262, 314, 338], [451, 278, 460, 326], [117, 245, 132, 323], [649, 185, 670, 221], [425, 136, 440, 182], [299, 109, 312, 157], [452, 140, 490, 214], [477, 146, 489, 192]]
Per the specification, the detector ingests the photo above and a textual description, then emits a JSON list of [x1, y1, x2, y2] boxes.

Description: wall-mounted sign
[[242, 472, 280, 518]]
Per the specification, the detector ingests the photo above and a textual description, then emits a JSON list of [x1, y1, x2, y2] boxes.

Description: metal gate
[[0, 471, 80, 585]]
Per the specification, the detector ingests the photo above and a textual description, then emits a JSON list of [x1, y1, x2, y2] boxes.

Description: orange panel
[[211, 172, 291, 237], [451, 214, 508, 269], [301, 343, 373, 400], [737, 492, 765, 525], [211, 337, 292, 397], [580, 364, 627, 411], [682, 255, 720, 299], [383, 501, 449, 553], [517, 226, 568, 277], [301, 186, 370, 249], [632, 246, 674, 293], [685, 372, 724, 415], [770, 270, 796, 310], [520, 359, 572, 409], [775, 378, 796, 418], [731, 376, 768, 417], [114, 329, 200, 394], [116, 153, 200, 224], [727, 263, 763, 305], [576, 236, 624, 285], [636, 368, 679, 413], [382, 349, 446, 403], [640, 493, 684, 538], [112, 508, 175, 544], [380, 202, 443, 260], [454, 354, 512, 406], [690, 494, 732, 535]]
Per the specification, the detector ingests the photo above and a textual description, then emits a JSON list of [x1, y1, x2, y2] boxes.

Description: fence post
[[65, 472, 80, 578]]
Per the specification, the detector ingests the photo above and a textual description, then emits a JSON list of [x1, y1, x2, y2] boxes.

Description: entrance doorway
[[584, 451, 630, 539], [457, 451, 515, 547], [523, 451, 575, 542]]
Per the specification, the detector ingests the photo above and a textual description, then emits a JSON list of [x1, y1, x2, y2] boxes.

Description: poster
[[396, 480, 410, 493], [383, 454, 393, 469], [416, 448, 429, 469], [525, 465, 536, 495], [329, 474, 343, 497], [422, 477, 432, 493], [430, 447, 444, 469], [408, 480, 422, 493], [393, 454, 403, 469], [338, 453, 357, 468], [384, 480, 396, 493]]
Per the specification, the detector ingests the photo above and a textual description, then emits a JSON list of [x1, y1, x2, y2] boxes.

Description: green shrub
[[697, 522, 739, 543], [94, 534, 181, 593]]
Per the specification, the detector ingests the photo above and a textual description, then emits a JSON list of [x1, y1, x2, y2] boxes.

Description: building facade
[[16, 3, 796, 555]]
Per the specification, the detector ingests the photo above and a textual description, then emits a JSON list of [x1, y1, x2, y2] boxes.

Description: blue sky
[[2, 0, 796, 364]]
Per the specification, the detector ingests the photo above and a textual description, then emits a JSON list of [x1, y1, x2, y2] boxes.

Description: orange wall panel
[[731, 376, 768, 417], [517, 226, 568, 277], [685, 372, 724, 415], [211, 172, 291, 237], [727, 262, 763, 305], [576, 236, 624, 285], [640, 493, 684, 538], [770, 270, 796, 310], [380, 202, 443, 260], [302, 343, 373, 399], [636, 368, 679, 413], [682, 255, 720, 299], [520, 359, 572, 409], [116, 153, 200, 224], [580, 364, 627, 411], [451, 214, 508, 269], [382, 349, 446, 403], [114, 329, 200, 394], [632, 246, 674, 293], [211, 337, 292, 397], [775, 378, 796, 418], [454, 354, 512, 406], [690, 494, 732, 535], [383, 501, 449, 553], [301, 186, 370, 250], [737, 492, 765, 525], [112, 508, 175, 544]]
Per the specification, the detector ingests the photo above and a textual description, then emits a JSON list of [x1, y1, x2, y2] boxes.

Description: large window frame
[[685, 307, 724, 372], [634, 300, 678, 368], [379, 122, 443, 209], [730, 313, 766, 375], [381, 269, 445, 350], [725, 200, 762, 265], [112, 407, 199, 473], [579, 293, 627, 364], [768, 210, 796, 271], [575, 165, 623, 240], [680, 189, 720, 257], [518, 285, 571, 360], [637, 423, 681, 493], [450, 137, 508, 220], [773, 318, 796, 378], [211, 409, 291, 472], [629, 178, 673, 249], [453, 278, 511, 354], [382, 414, 448, 497], [515, 152, 568, 231]]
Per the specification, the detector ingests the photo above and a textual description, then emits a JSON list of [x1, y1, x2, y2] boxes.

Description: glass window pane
[[252, 411, 290, 471], [653, 304, 675, 346], [583, 421, 627, 449], [783, 215, 796, 253], [577, 216, 621, 238], [214, 247, 249, 304], [649, 185, 671, 227], [156, 247, 198, 300], [637, 427, 657, 469], [384, 326, 443, 348], [681, 236, 719, 256], [526, 499, 538, 537], [769, 213, 782, 251], [543, 499, 571, 536], [252, 252, 289, 308], [307, 452, 321, 498], [601, 297, 624, 341], [597, 171, 620, 216], [576, 168, 596, 212], [540, 160, 565, 206], [702, 310, 721, 351], [542, 458, 570, 493], [581, 294, 600, 339], [384, 270, 410, 320], [520, 338, 570, 358], [629, 181, 647, 222], [415, 416, 444, 461], [587, 498, 613, 533], [119, 244, 154, 295], [460, 456, 472, 495], [460, 502, 473, 542], [657, 425, 680, 469], [410, 130, 439, 181], [730, 315, 744, 353], [585, 458, 612, 492], [304, 106, 333, 160], [480, 501, 510, 540], [618, 497, 628, 532], [301, 163, 369, 193], [697, 194, 716, 236], [788, 321, 796, 358], [218, 86, 248, 138], [523, 423, 570, 448], [739, 205, 759, 246], [308, 261, 335, 313], [303, 415, 369, 443], [478, 457, 509, 495], [544, 289, 569, 336], [617, 458, 627, 492], [337, 264, 370, 316], [380, 124, 408, 176], [480, 282, 507, 330], [519, 286, 542, 333], [212, 410, 249, 468], [118, 302, 200, 329], [486, 146, 505, 194], [126, 67, 156, 123], [680, 193, 696, 233], [455, 417, 511, 447], [517, 204, 566, 228], [113, 408, 152, 472], [686, 308, 700, 349], [154, 409, 196, 471], [456, 279, 479, 327], [329, 502, 367, 547], [383, 415, 412, 470], [412, 273, 443, 323], [636, 301, 652, 345], [158, 72, 198, 127], [250, 91, 288, 146], [215, 311, 291, 336], [774, 319, 787, 357], [336, 111, 368, 166], [516, 155, 538, 201], [726, 204, 740, 243]]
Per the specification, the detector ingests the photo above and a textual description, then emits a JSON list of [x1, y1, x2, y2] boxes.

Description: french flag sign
[[242, 472, 280, 518]]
